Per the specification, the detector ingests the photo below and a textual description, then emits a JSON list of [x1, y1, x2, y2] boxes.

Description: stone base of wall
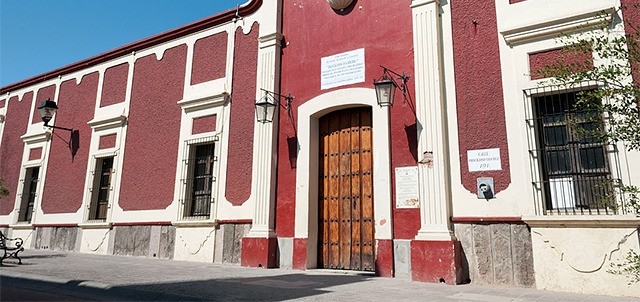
[[112, 225, 175, 259], [34, 227, 79, 252], [454, 222, 535, 287], [215, 223, 250, 264]]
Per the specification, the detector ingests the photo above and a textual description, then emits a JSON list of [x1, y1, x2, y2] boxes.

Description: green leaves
[[0, 178, 9, 198]]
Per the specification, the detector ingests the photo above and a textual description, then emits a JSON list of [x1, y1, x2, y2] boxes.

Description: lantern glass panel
[[255, 95, 277, 123], [374, 80, 396, 107]]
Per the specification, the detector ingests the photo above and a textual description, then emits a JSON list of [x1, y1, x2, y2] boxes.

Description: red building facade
[[1, 0, 639, 297]]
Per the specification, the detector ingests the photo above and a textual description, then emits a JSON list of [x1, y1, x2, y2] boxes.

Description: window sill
[[9, 223, 34, 230], [523, 215, 640, 228], [172, 219, 218, 228], [78, 222, 112, 229]]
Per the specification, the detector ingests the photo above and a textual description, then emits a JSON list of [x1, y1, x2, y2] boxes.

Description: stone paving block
[[159, 225, 175, 259], [511, 224, 535, 287], [113, 226, 151, 257], [34, 227, 52, 249], [222, 224, 249, 264], [453, 224, 474, 283], [50, 227, 77, 252], [278, 237, 293, 268], [472, 224, 493, 284], [393, 239, 411, 279], [491, 224, 513, 285]]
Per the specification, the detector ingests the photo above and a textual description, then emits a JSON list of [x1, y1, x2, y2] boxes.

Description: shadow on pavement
[[1, 272, 373, 301]]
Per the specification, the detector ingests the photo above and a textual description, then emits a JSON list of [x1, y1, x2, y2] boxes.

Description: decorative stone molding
[[501, 8, 615, 46], [78, 222, 112, 229], [177, 92, 229, 113], [87, 114, 127, 131], [327, 0, 353, 10], [523, 215, 640, 228], [172, 220, 218, 228], [531, 228, 637, 274], [21, 131, 51, 144]]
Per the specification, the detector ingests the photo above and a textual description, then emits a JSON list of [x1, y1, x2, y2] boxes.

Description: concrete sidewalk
[[0, 249, 637, 301]]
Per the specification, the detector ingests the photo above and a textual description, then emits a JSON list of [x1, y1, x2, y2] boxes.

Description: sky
[[0, 0, 248, 87]]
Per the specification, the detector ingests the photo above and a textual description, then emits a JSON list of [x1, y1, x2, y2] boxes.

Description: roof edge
[[0, 0, 263, 95]]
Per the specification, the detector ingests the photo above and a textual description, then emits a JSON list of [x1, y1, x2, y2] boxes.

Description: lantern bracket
[[373, 65, 411, 107], [255, 89, 294, 123]]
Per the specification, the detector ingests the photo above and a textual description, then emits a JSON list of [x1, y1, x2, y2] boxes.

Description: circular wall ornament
[[327, 0, 354, 10]]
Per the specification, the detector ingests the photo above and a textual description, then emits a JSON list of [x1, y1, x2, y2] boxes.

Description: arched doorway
[[317, 107, 375, 271]]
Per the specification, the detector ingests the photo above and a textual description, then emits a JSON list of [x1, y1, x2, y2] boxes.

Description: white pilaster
[[246, 1, 283, 238], [411, 0, 455, 241]]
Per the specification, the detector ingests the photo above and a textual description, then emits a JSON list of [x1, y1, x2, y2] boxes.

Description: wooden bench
[[0, 230, 24, 265]]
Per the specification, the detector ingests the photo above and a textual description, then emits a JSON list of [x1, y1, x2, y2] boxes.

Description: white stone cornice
[[258, 33, 284, 49], [411, 0, 439, 9], [87, 114, 127, 131], [501, 7, 615, 46], [21, 131, 51, 144], [177, 92, 229, 113]]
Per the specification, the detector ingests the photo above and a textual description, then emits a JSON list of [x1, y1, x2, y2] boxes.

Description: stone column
[[410, 0, 461, 284], [241, 0, 283, 269], [412, 0, 454, 242], [245, 32, 283, 239]]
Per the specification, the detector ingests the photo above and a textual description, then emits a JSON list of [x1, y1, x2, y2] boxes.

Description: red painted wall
[[29, 148, 42, 161], [119, 45, 186, 211], [100, 63, 129, 107], [0, 93, 32, 215], [622, 0, 640, 84], [277, 2, 419, 239], [99, 134, 117, 150], [41, 73, 98, 214], [192, 114, 217, 134], [529, 47, 593, 80], [376, 239, 394, 277], [32, 85, 56, 124], [192, 32, 228, 85], [225, 23, 258, 206], [451, 0, 511, 194]]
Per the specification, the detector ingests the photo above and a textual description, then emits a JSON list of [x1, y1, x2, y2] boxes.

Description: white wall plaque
[[467, 148, 502, 172], [395, 166, 419, 208], [321, 48, 365, 90]]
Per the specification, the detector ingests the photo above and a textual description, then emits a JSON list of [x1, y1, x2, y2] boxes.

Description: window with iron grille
[[180, 138, 217, 219], [89, 157, 114, 221], [18, 166, 39, 222], [524, 83, 626, 215]]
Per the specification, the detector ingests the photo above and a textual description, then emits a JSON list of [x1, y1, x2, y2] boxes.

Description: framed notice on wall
[[395, 166, 419, 208], [320, 48, 365, 90]]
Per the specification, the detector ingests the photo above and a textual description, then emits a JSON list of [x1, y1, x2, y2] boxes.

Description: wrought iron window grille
[[523, 81, 628, 215]]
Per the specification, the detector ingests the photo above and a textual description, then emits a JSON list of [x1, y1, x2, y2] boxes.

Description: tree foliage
[[0, 178, 8, 198], [536, 12, 640, 151]]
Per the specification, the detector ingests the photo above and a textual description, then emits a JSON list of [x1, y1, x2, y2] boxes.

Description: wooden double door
[[318, 107, 375, 271]]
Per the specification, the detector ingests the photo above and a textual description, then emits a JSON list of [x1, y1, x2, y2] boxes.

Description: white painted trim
[[523, 215, 640, 228], [294, 88, 394, 259], [501, 8, 615, 46]]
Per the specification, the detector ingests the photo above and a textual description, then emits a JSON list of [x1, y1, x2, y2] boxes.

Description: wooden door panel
[[360, 110, 375, 271], [350, 112, 362, 270], [319, 108, 374, 271], [320, 119, 330, 268], [329, 115, 341, 269]]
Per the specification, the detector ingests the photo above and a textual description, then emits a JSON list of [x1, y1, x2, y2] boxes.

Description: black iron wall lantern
[[255, 89, 294, 123], [373, 65, 410, 107], [37, 99, 73, 132]]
